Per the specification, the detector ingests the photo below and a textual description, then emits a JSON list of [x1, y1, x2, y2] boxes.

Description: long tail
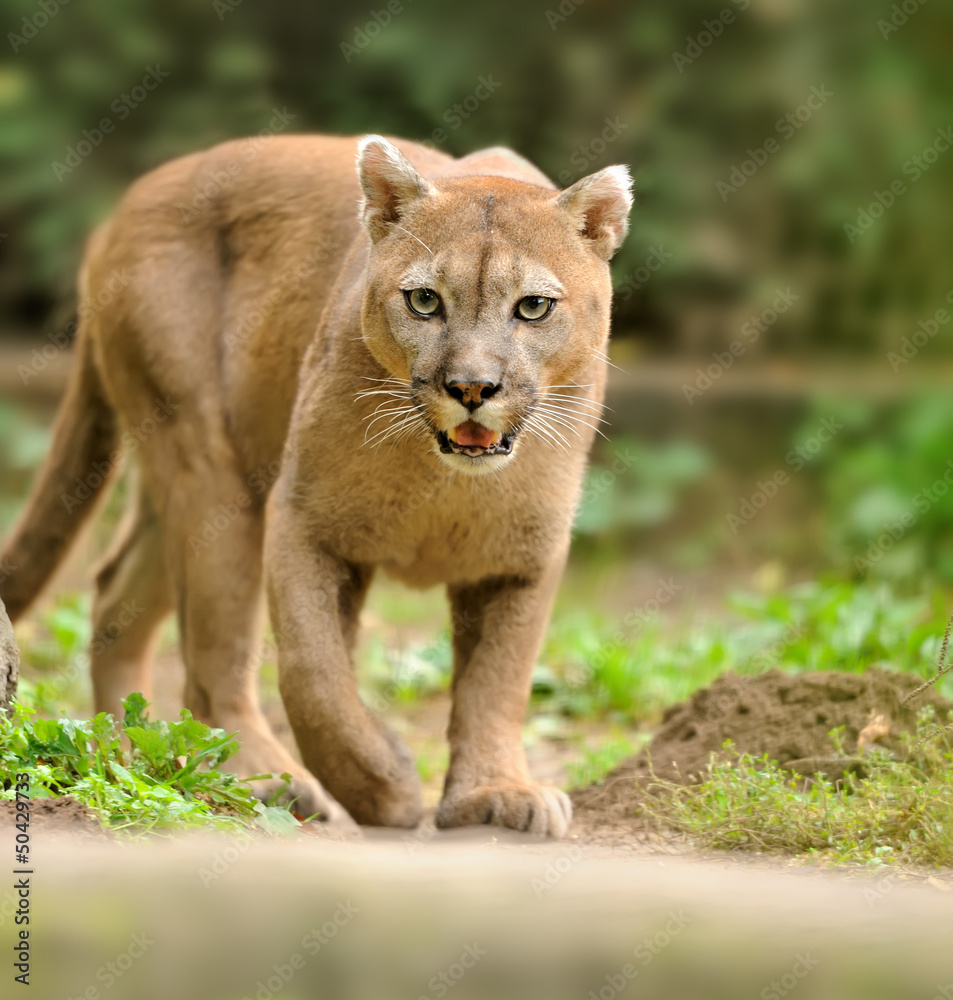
[[0, 322, 117, 622]]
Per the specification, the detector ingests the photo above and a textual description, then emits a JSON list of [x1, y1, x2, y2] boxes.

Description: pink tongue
[[455, 420, 497, 448]]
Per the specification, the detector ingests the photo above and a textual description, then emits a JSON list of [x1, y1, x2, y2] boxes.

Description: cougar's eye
[[405, 288, 442, 317], [516, 296, 554, 321]]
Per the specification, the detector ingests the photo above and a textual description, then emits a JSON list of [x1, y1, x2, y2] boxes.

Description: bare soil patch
[[0, 795, 107, 840], [572, 666, 953, 834]]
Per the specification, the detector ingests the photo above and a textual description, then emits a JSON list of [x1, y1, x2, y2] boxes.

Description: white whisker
[[523, 420, 570, 455], [355, 388, 411, 401], [362, 400, 414, 420], [363, 408, 416, 438], [526, 413, 572, 453], [360, 376, 412, 386], [363, 407, 428, 448], [363, 410, 414, 435], [535, 409, 588, 444], [536, 400, 609, 427], [535, 404, 609, 440], [541, 393, 608, 414], [393, 225, 435, 257], [395, 420, 430, 445], [362, 403, 414, 436], [364, 416, 423, 449], [590, 350, 627, 374], [534, 408, 583, 438]]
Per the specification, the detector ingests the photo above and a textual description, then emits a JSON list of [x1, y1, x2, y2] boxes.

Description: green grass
[[415, 743, 449, 785], [359, 629, 453, 712], [564, 734, 641, 788], [1, 693, 299, 838], [638, 712, 953, 868]]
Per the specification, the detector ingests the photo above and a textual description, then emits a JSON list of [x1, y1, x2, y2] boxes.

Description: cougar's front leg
[[265, 503, 423, 828], [436, 559, 572, 838]]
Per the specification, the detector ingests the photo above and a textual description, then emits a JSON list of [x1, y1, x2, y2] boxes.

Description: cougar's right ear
[[556, 164, 633, 261], [357, 135, 435, 243]]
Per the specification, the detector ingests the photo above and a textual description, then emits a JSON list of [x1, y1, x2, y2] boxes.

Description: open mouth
[[436, 419, 515, 458]]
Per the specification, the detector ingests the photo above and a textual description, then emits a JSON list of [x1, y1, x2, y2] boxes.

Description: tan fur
[[0, 134, 632, 837]]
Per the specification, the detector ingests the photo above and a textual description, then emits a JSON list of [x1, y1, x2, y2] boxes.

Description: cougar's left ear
[[357, 135, 435, 243], [556, 165, 633, 261]]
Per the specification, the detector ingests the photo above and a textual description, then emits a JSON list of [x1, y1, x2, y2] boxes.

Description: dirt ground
[[0, 795, 105, 839]]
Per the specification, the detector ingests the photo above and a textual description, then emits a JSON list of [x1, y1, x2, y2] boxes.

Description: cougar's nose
[[444, 379, 501, 411]]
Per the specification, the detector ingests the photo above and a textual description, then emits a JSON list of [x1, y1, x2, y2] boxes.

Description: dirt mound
[[0, 796, 107, 840], [574, 667, 953, 821]]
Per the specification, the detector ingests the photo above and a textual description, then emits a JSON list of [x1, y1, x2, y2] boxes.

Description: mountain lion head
[[356, 135, 632, 476]]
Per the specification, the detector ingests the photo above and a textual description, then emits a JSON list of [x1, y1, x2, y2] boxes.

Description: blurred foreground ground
[[2, 822, 953, 1000]]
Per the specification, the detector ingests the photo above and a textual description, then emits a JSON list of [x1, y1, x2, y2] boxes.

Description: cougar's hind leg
[[90, 474, 173, 720]]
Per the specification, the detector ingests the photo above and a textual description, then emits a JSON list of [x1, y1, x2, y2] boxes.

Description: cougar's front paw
[[330, 733, 425, 829], [347, 781, 425, 829], [435, 783, 572, 838]]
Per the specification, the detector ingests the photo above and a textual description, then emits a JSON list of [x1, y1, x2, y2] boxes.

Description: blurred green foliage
[[569, 393, 953, 584], [538, 579, 952, 722], [1, 0, 951, 363], [0, 399, 49, 525], [575, 436, 712, 537], [805, 394, 953, 583]]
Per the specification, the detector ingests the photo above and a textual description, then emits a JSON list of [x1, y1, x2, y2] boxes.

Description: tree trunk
[[0, 598, 18, 715]]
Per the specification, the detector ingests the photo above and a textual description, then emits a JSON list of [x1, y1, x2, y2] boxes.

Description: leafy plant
[[0, 693, 299, 837]]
